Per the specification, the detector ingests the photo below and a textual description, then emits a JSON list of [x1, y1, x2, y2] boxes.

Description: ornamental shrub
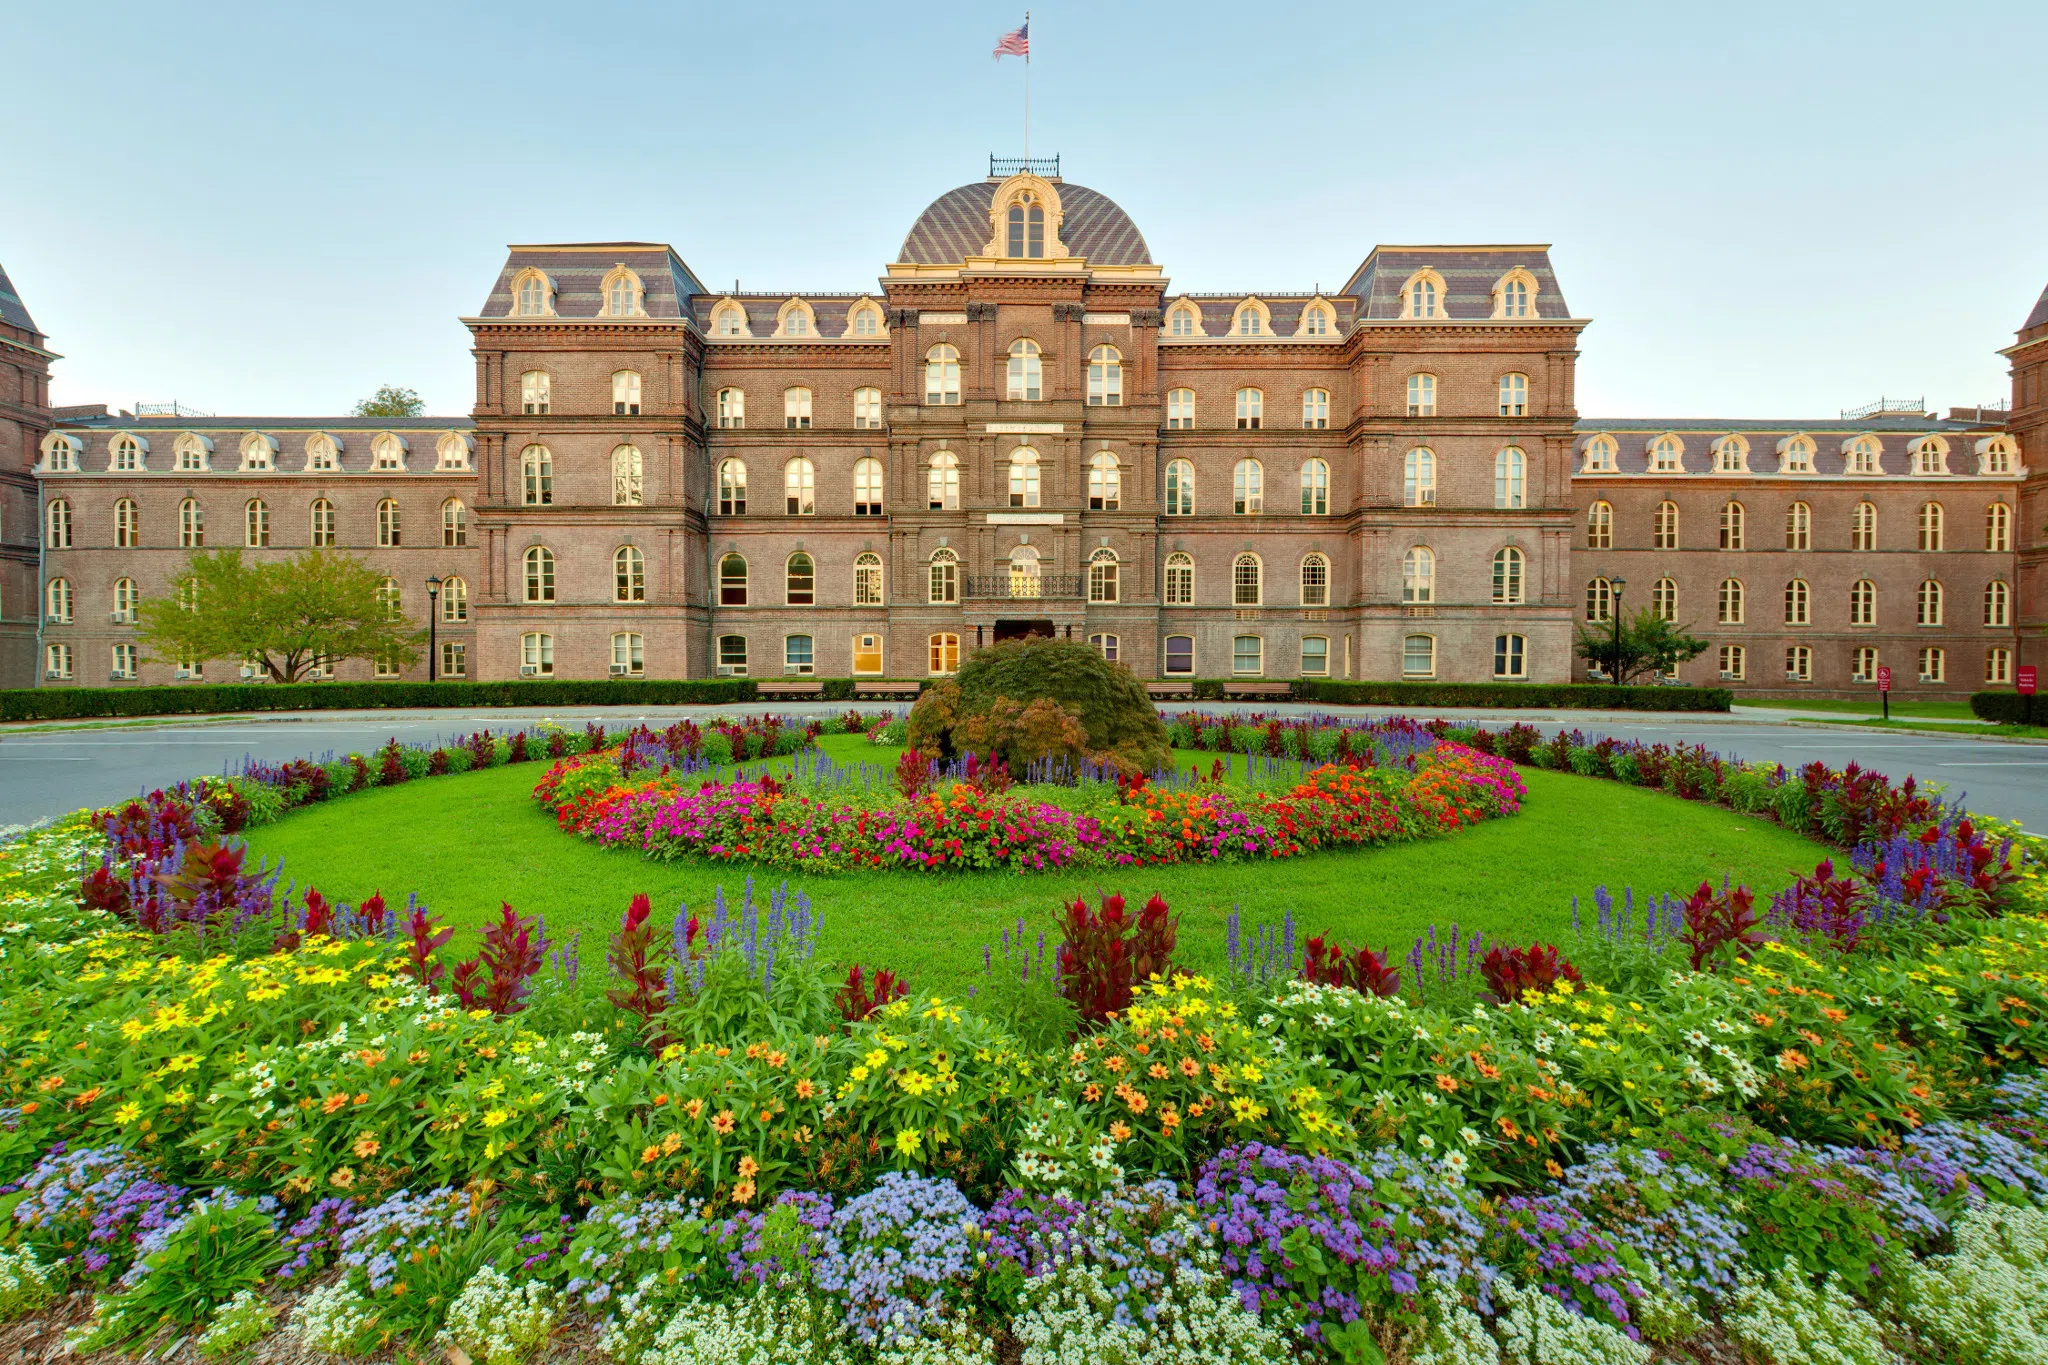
[[906, 639, 1169, 775]]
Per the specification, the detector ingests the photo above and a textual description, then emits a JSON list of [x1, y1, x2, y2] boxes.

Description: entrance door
[[993, 619, 1054, 643]]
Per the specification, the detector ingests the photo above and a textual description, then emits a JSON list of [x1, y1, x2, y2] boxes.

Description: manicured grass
[[243, 740, 1834, 994], [1737, 697, 1982, 721]]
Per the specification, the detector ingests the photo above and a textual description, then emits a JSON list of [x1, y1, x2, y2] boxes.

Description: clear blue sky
[[7, 0, 2043, 421]]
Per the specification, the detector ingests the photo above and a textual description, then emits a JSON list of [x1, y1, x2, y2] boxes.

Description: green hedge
[[1971, 691, 2045, 725], [1293, 680, 1732, 712]]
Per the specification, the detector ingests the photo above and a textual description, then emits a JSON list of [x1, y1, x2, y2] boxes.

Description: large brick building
[[5, 165, 2039, 696]]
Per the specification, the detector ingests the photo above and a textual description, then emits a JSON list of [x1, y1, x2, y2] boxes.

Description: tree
[[352, 385, 423, 418], [1572, 607, 1709, 685], [137, 549, 424, 683]]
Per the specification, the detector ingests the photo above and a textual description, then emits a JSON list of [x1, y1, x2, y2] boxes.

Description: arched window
[[521, 632, 554, 677], [1166, 388, 1195, 429], [613, 632, 645, 677], [1404, 448, 1436, 507], [1090, 632, 1121, 663], [1587, 500, 1612, 549], [377, 498, 401, 547], [1987, 501, 2010, 551], [783, 458, 815, 515], [615, 546, 646, 603], [1167, 302, 1200, 336], [1087, 346, 1123, 406], [1493, 634, 1527, 679], [1235, 302, 1264, 337], [1233, 459, 1263, 514], [1850, 578, 1877, 626], [245, 498, 269, 548], [601, 268, 642, 317], [612, 370, 642, 416], [1008, 448, 1041, 508], [1492, 547, 1524, 605], [1164, 459, 1194, 515], [1912, 436, 1948, 476], [1299, 552, 1329, 606], [928, 548, 958, 604], [523, 547, 555, 603], [1008, 545, 1042, 598], [114, 498, 138, 548], [1713, 435, 1748, 473], [716, 388, 745, 428], [1917, 578, 1943, 627], [309, 499, 336, 548], [174, 434, 208, 472], [711, 301, 747, 337], [378, 577, 402, 622], [925, 345, 961, 405], [1716, 578, 1744, 624], [1406, 374, 1436, 417], [1785, 578, 1811, 625], [1720, 501, 1745, 551], [371, 433, 406, 471], [1851, 501, 1877, 552], [784, 388, 812, 430], [1232, 553, 1262, 606], [927, 452, 959, 511], [1985, 580, 2010, 628], [39, 433, 78, 472], [1165, 552, 1194, 604], [1652, 577, 1677, 622], [1585, 576, 1612, 623], [1300, 459, 1329, 515], [1498, 373, 1528, 417], [717, 459, 747, 515], [305, 434, 339, 472], [441, 576, 468, 623], [1235, 388, 1262, 429], [1403, 634, 1437, 678], [1786, 501, 1811, 550], [1404, 272, 1440, 319], [1846, 435, 1883, 476], [611, 445, 644, 506], [1496, 273, 1532, 318], [1917, 502, 1944, 552], [848, 302, 883, 338], [1649, 436, 1683, 472], [717, 634, 748, 676], [778, 300, 812, 338], [178, 498, 204, 548], [240, 433, 275, 471], [522, 445, 553, 505], [442, 498, 467, 547], [436, 432, 471, 471], [1402, 547, 1434, 604], [1582, 436, 1616, 472], [855, 553, 884, 606], [1494, 447, 1525, 509], [1006, 194, 1046, 257], [113, 434, 147, 471], [1088, 548, 1120, 603], [44, 577, 71, 624], [1718, 644, 1747, 680], [1088, 451, 1120, 510], [1006, 339, 1043, 401], [1302, 388, 1330, 429], [112, 577, 138, 624], [521, 370, 550, 414], [1654, 501, 1679, 550], [928, 632, 960, 676], [854, 387, 883, 429], [514, 270, 549, 316], [1301, 302, 1333, 336], [853, 457, 885, 515], [1779, 435, 1815, 473], [719, 553, 748, 606]]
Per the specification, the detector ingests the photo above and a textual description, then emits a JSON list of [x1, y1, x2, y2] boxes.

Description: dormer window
[[848, 301, 883, 337], [1401, 269, 1447, 319], [1778, 435, 1815, 473], [711, 300, 748, 337], [1006, 193, 1046, 257], [1713, 435, 1748, 473], [305, 434, 340, 471], [1978, 435, 2015, 475], [1911, 435, 1949, 475], [1167, 303, 1201, 337], [1300, 302, 1332, 336], [512, 269, 552, 317], [600, 266, 644, 317], [372, 434, 407, 471], [777, 299, 815, 338], [1649, 435, 1684, 472], [613, 370, 642, 416], [1234, 300, 1266, 337], [1492, 269, 1537, 319], [1846, 435, 1883, 475], [436, 433, 473, 471], [112, 434, 146, 471], [239, 433, 276, 471], [173, 434, 208, 472], [40, 433, 80, 472], [1581, 436, 1615, 472]]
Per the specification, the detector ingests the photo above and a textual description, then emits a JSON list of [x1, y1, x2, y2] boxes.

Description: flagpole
[[1023, 11, 1031, 163]]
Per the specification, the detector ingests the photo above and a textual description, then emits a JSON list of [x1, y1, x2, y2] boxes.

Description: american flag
[[992, 19, 1029, 58]]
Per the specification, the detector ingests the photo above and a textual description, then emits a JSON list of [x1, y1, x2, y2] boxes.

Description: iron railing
[[989, 155, 1059, 178], [1840, 396, 1925, 420], [962, 573, 1083, 600]]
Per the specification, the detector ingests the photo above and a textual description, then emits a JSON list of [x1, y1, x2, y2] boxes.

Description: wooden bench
[[855, 680, 923, 699], [1146, 680, 1195, 701], [1223, 681, 1294, 701], [754, 679, 823, 698]]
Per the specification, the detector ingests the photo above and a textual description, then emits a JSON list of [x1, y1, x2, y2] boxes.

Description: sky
[[5, 0, 2044, 422]]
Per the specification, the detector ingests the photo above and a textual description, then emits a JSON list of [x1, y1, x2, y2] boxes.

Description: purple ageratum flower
[[812, 1173, 977, 1346], [1482, 1193, 1649, 1339], [11, 1145, 188, 1284]]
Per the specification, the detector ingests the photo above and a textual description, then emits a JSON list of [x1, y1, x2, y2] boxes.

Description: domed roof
[[897, 181, 1152, 266]]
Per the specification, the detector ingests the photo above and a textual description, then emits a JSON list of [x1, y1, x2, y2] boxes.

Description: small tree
[[137, 549, 424, 683], [351, 384, 423, 418], [1573, 607, 1709, 685]]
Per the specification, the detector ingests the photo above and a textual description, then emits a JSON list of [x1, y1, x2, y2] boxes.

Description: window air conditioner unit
[[110, 672, 128, 681], [1719, 671, 1737, 680], [1786, 671, 1803, 680], [44, 670, 64, 681], [609, 664, 630, 676], [519, 665, 539, 677]]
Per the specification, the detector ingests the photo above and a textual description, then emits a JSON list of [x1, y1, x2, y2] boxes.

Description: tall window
[[1717, 578, 1744, 624], [1850, 579, 1877, 627], [377, 577, 402, 622], [1165, 552, 1193, 604], [1006, 195, 1045, 256], [44, 644, 72, 680], [1988, 502, 2011, 552], [1786, 645, 1813, 682], [523, 547, 555, 603], [1299, 553, 1329, 606], [1719, 645, 1747, 681], [719, 553, 748, 606], [1088, 549, 1120, 603], [522, 445, 553, 505], [521, 632, 554, 677], [928, 632, 960, 676], [1719, 501, 1745, 551], [784, 458, 815, 515], [1852, 647, 1879, 683], [1302, 388, 1330, 429], [377, 499, 401, 547], [1167, 389, 1195, 429], [603, 269, 640, 317], [786, 553, 815, 606], [1301, 636, 1329, 675], [1008, 546, 1042, 598], [1585, 577, 1612, 623], [1654, 501, 1678, 550], [614, 546, 646, 602], [1988, 649, 2013, 685], [1164, 635, 1194, 675], [1404, 448, 1436, 507], [1917, 502, 1944, 552], [516, 273, 547, 315], [1008, 448, 1041, 507], [927, 453, 959, 510], [521, 370, 550, 414], [1087, 346, 1123, 406], [1232, 635, 1264, 675], [1492, 547, 1524, 604], [441, 576, 468, 622], [113, 498, 138, 548], [1403, 634, 1436, 678], [1299, 459, 1329, 515], [1851, 501, 1877, 551], [1402, 547, 1434, 604], [1232, 553, 1262, 606], [1985, 579, 2010, 628], [1587, 500, 1612, 549], [1916, 579, 1943, 627], [1493, 634, 1527, 679], [928, 549, 958, 604], [1498, 276, 1531, 318], [1785, 578, 1811, 625], [855, 553, 884, 606], [1406, 374, 1436, 417], [244, 499, 269, 548], [1006, 340, 1042, 401], [784, 388, 812, 430], [1651, 577, 1677, 621], [1088, 452, 1121, 510], [1235, 388, 1263, 429], [1498, 373, 1528, 417], [854, 387, 883, 429], [784, 635, 814, 675], [717, 388, 745, 428], [442, 498, 467, 547], [1164, 459, 1194, 515], [1233, 459, 1263, 514], [1494, 447, 1525, 509], [612, 445, 643, 505], [925, 345, 961, 404], [310, 499, 335, 548], [1786, 501, 1811, 550], [853, 457, 885, 515], [612, 371, 642, 416], [178, 498, 204, 548], [718, 635, 748, 676], [111, 643, 137, 679], [1407, 276, 1438, 319], [112, 578, 138, 624], [852, 632, 884, 674], [612, 632, 644, 677], [1919, 647, 1946, 684], [44, 577, 71, 624]]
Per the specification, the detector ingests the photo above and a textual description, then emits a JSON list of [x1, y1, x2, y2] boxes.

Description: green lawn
[[243, 740, 1833, 994], [1737, 697, 1981, 721]]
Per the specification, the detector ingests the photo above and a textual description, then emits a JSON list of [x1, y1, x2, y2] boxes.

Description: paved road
[[0, 703, 2042, 835]]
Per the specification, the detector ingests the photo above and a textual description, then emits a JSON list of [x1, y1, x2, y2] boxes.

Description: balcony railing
[[989, 155, 1058, 178], [962, 573, 1083, 601]]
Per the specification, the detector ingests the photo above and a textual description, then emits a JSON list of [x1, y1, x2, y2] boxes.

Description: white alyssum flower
[[1900, 1203, 2048, 1365], [642, 1284, 851, 1365], [197, 1290, 276, 1359], [291, 1281, 373, 1354], [1725, 1261, 1900, 1365], [1013, 1255, 1288, 1364], [0, 1246, 56, 1323], [1492, 1279, 1649, 1365], [436, 1266, 558, 1365]]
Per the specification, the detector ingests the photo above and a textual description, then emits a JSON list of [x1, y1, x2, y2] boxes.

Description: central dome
[[897, 180, 1152, 266]]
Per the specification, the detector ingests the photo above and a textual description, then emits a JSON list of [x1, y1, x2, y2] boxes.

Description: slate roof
[[56, 415, 472, 431], [1343, 247, 1571, 320], [898, 182, 1152, 266], [0, 259, 39, 335], [1571, 417, 2007, 478], [477, 244, 706, 319], [2023, 280, 2048, 334]]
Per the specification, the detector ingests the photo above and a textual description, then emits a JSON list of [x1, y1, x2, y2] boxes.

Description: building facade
[[8, 166, 2040, 697]]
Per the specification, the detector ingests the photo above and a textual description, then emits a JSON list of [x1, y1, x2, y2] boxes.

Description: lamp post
[[1609, 576, 1627, 685], [424, 575, 442, 682]]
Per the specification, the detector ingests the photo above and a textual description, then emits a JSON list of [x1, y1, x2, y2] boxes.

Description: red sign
[[1876, 666, 1892, 693], [2021, 665, 2039, 697]]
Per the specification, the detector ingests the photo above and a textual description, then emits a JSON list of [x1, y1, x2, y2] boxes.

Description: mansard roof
[[898, 181, 1152, 266], [477, 244, 706, 319], [1572, 416, 2009, 477], [0, 260, 39, 335], [1343, 247, 1572, 320], [2023, 280, 2048, 335]]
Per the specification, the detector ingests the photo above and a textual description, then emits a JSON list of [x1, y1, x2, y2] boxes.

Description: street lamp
[[1609, 576, 1627, 685], [424, 575, 443, 682]]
